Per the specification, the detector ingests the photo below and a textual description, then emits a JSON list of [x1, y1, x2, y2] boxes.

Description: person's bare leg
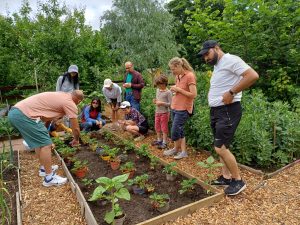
[[174, 138, 181, 151], [220, 158, 231, 179], [215, 145, 241, 179], [112, 108, 117, 122], [126, 125, 140, 136], [39, 144, 53, 174], [162, 132, 167, 143], [180, 137, 186, 152], [157, 132, 162, 141], [35, 148, 43, 167]]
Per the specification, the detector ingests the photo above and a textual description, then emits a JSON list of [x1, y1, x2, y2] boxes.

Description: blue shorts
[[8, 108, 52, 149], [171, 110, 189, 141]]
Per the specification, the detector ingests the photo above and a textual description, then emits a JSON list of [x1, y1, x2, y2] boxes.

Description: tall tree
[[101, 0, 178, 71], [185, 0, 300, 101]]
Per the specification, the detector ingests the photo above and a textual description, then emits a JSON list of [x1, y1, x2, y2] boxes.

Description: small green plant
[[123, 140, 136, 153], [120, 161, 135, 172], [162, 162, 178, 176], [80, 131, 91, 144], [0, 156, 12, 225], [88, 138, 99, 151], [51, 137, 66, 149], [149, 192, 170, 208], [81, 178, 94, 187], [103, 131, 114, 141], [57, 146, 76, 158], [128, 174, 151, 190], [136, 144, 150, 158], [89, 174, 130, 224], [149, 155, 159, 169], [197, 156, 223, 185], [178, 178, 197, 194], [70, 159, 88, 173], [108, 147, 120, 162]]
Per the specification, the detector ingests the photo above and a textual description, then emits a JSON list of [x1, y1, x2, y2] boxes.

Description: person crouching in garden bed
[[118, 101, 149, 139], [81, 98, 106, 132]]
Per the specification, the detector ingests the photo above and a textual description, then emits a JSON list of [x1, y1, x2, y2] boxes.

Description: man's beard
[[207, 51, 218, 66]]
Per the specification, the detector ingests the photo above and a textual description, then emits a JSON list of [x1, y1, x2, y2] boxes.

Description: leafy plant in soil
[[81, 178, 94, 188], [136, 144, 150, 158], [51, 137, 66, 149], [0, 149, 14, 225], [179, 178, 197, 194], [120, 161, 135, 172], [163, 162, 178, 176], [57, 146, 77, 159], [128, 173, 154, 193], [89, 173, 130, 224], [149, 192, 170, 208], [71, 159, 89, 178], [149, 155, 159, 170], [197, 156, 223, 186]]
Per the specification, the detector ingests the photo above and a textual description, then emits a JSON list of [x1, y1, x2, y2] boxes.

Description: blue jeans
[[81, 122, 99, 132], [125, 92, 140, 112], [171, 110, 189, 141]]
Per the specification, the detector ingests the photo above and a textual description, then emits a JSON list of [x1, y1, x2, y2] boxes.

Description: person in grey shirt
[[56, 65, 79, 93], [102, 79, 122, 121], [198, 40, 259, 196]]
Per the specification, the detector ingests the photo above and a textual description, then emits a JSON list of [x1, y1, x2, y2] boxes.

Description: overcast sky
[[0, 0, 113, 30]]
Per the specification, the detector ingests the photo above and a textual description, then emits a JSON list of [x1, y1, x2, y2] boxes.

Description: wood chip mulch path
[[20, 151, 86, 225], [108, 125, 300, 225]]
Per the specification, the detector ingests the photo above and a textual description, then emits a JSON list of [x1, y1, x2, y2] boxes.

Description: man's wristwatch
[[229, 90, 236, 96]]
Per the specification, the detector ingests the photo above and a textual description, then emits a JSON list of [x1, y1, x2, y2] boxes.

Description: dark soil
[[2, 152, 18, 225], [66, 134, 210, 225]]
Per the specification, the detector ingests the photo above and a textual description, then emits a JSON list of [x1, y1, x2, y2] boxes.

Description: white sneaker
[[42, 174, 68, 187], [174, 151, 188, 160], [39, 165, 59, 177], [163, 148, 177, 156]]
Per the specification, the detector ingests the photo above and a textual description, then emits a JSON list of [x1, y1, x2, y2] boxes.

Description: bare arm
[[171, 84, 197, 99], [223, 68, 259, 104], [69, 118, 80, 141]]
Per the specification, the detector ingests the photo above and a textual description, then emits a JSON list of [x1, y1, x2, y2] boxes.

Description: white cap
[[104, 78, 113, 88], [120, 101, 131, 109], [68, 65, 78, 73]]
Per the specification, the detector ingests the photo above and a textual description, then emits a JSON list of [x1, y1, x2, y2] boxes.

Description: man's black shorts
[[210, 102, 242, 149]]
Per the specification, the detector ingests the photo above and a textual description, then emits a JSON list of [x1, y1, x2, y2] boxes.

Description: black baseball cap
[[197, 40, 219, 57]]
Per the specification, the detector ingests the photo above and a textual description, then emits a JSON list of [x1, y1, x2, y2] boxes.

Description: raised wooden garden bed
[[55, 130, 223, 225]]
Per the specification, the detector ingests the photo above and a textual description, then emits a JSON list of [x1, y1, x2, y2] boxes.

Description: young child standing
[[152, 74, 172, 149]]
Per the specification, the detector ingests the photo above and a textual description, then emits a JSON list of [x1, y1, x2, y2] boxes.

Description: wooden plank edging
[[55, 150, 98, 225], [16, 192, 22, 225], [138, 192, 223, 225]]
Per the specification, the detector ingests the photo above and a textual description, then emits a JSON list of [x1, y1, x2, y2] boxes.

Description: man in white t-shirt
[[198, 40, 259, 196]]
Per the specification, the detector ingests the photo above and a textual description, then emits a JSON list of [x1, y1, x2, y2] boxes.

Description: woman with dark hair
[[81, 98, 106, 132], [56, 65, 79, 92]]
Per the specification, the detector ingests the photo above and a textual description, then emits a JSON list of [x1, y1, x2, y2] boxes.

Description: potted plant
[[108, 147, 121, 170], [178, 178, 197, 194], [162, 162, 178, 181], [80, 131, 90, 145], [149, 192, 170, 213], [149, 155, 159, 170], [120, 161, 136, 179], [100, 145, 111, 161], [88, 138, 99, 152], [128, 173, 154, 195], [89, 173, 131, 225], [71, 159, 89, 178]]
